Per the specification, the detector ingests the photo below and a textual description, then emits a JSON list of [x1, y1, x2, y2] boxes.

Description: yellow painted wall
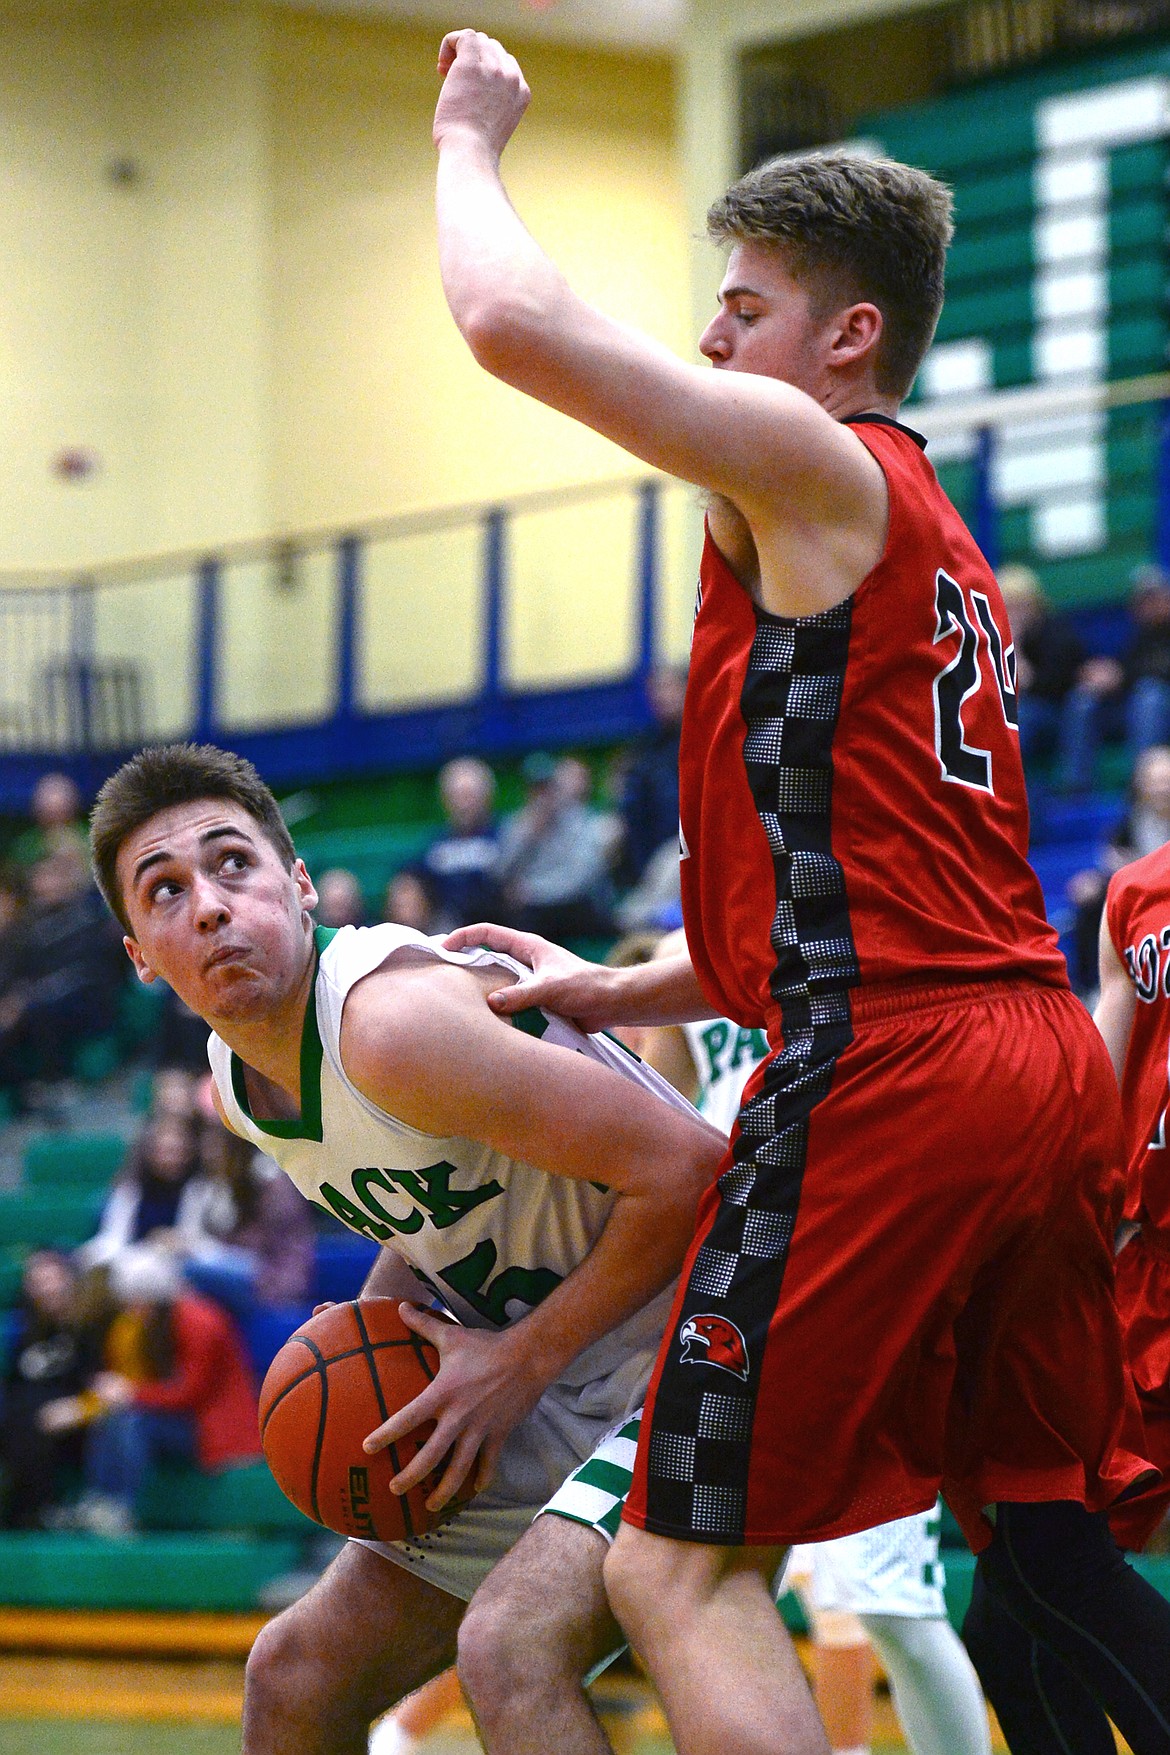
[[0, 2, 272, 570], [270, 16, 688, 527], [0, 3, 695, 722]]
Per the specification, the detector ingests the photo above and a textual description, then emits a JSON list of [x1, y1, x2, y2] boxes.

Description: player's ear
[[829, 301, 883, 370], [123, 936, 157, 986], [294, 859, 318, 919]]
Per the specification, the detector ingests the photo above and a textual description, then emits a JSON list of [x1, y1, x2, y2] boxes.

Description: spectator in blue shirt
[[421, 758, 502, 929]]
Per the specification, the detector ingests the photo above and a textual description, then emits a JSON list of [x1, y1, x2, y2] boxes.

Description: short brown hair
[[707, 152, 954, 400], [90, 742, 296, 933]]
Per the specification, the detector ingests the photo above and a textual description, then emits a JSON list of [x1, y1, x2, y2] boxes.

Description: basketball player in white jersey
[[88, 742, 725, 1755]]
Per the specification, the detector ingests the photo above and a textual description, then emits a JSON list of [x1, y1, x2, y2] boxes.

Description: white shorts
[[358, 1349, 648, 1601], [785, 1504, 947, 1619]]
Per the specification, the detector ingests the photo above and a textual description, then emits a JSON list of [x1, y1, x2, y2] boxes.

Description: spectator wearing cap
[[997, 564, 1086, 787], [420, 757, 502, 929], [79, 1245, 261, 1535], [497, 753, 614, 940], [1061, 563, 1170, 789]]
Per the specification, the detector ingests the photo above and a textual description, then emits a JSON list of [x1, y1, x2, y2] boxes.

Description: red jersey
[[678, 416, 1068, 1037], [1105, 844, 1170, 1240]]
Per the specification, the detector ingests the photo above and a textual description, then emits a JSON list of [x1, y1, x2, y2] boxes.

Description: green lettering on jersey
[[389, 1160, 503, 1230], [511, 1008, 550, 1039], [698, 1020, 730, 1083], [728, 1027, 768, 1072], [315, 1184, 393, 1243], [440, 1238, 562, 1327], [353, 1167, 424, 1236]]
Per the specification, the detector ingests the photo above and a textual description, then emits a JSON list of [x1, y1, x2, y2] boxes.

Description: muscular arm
[[1094, 908, 1137, 1085], [433, 33, 886, 619], [341, 958, 723, 1505]]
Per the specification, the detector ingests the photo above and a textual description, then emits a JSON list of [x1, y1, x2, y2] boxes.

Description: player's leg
[[862, 1616, 989, 1755], [975, 1500, 1170, 1755], [458, 1511, 623, 1755], [803, 1607, 874, 1755], [368, 1670, 465, 1755], [604, 1524, 828, 1755], [784, 1551, 874, 1755], [243, 1540, 463, 1755], [961, 1564, 1114, 1755]]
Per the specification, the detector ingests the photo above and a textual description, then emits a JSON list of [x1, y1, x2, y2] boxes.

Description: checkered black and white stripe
[[642, 601, 860, 1543]]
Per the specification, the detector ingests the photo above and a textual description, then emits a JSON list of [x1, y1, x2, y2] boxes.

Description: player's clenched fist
[[434, 31, 531, 156]]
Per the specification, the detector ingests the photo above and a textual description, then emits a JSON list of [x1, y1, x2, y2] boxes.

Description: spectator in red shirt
[[79, 1245, 260, 1535]]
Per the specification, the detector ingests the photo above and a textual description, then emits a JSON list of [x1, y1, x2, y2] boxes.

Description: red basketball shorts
[[624, 979, 1153, 1553], [1108, 1228, 1170, 1551]]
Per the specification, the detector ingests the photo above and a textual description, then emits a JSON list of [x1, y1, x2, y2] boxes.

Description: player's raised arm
[[433, 30, 887, 603]]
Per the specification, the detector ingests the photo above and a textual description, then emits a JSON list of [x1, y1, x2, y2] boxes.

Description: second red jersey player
[[1101, 842, 1170, 1551]]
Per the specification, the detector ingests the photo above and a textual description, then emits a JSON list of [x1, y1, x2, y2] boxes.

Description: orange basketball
[[259, 1298, 458, 1543]]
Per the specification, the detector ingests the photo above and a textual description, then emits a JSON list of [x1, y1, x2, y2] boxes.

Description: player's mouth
[[204, 944, 251, 972]]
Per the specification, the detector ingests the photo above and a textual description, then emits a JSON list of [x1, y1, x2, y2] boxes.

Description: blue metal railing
[[0, 474, 680, 811]]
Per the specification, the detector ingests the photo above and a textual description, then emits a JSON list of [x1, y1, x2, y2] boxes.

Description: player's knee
[[603, 1526, 677, 1641], [457, 1589, 531, 1709], [245, 1605, 337, 1728]]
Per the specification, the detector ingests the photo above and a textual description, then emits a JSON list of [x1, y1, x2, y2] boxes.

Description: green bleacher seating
[[0, 1531, 302, 1612], [862, 41, 1170, 605], [0, 1245, 26, 1309], [0, 1187, 104, 1249], [23, 1132, 128, 1190], [139, 1462, 315, 1535]]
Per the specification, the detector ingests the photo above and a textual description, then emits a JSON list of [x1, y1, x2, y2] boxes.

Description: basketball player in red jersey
[[434, 29, 1170, 1755], [964, 837, 1170, 1754]]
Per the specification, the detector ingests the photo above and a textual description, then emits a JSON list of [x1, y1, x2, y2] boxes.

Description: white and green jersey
[[682, 1016, 770, 1136], [209, 923, 696, 1385]]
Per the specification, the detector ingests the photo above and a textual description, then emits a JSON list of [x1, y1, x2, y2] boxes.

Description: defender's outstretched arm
[[434, 31, 883, 557]]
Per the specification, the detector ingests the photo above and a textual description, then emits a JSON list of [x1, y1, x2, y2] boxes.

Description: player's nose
[[699, 317, 728, 362], [191, 873, 230, 929]]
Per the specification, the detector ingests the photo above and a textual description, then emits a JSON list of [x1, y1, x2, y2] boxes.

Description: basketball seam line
[[353, 1300, 417, 1544], [296, 1331, 329, 1528], [259, 1336, 421, 1434]]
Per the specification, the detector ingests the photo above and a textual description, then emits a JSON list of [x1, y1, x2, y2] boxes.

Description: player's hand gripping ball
[[259, 1299, 470, 1542]]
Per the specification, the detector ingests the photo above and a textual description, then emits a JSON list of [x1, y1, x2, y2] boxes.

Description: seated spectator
[[1066, 743, 1170, 994], [7, 772, 88, 872], [0, 1252, 104, 1528], [315, 867, 366, 929], [176, 1096, 316, 1319], [1062, 564, 1170, 789], [77, 1111, 201, 1269], [997, 564, 1085, 787], [79, 1245, 261, 1536], [383, 866, 441, 936], [0, 845, 125, 1101], [421, 757, 502, 928], [614, 666, 685, 886], [497, 752, 614, 940]]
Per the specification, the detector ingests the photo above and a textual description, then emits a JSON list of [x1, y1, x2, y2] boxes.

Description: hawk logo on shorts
[[678, 1314, 749, 1380]]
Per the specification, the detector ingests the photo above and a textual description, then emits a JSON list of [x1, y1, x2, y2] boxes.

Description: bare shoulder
[[339, 952, 515, 1100]]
